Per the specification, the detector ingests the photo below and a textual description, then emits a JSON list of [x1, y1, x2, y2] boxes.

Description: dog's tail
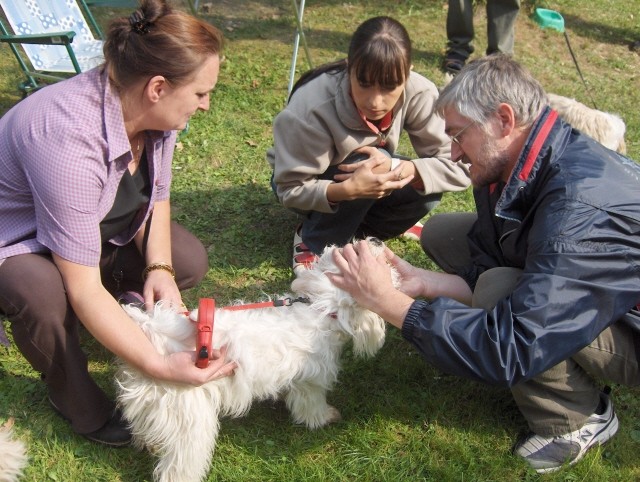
[[0, 425, 28, 482]]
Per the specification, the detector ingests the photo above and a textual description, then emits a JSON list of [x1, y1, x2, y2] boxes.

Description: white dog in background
[[547, 93, 627, 154], [117, 238, 396, 482], [0, 424, 28, 482]]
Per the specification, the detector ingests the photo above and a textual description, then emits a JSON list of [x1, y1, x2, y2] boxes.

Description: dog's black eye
[[368, 237, 383, 247]]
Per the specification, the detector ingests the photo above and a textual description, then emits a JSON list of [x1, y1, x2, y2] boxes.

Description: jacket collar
[[493, 106, 561, 222]]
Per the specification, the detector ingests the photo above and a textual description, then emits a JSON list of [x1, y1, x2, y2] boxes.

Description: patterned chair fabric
[[1, 0, 104, 73]]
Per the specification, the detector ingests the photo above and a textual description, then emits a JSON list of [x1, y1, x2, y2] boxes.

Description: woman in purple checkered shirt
[[0, 0, 236, 447]]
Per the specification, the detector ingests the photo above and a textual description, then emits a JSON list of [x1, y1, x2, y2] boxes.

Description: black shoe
[[442, 52, 467, 75], [83, 409, 132, 447], [49, 397, 132, 447]]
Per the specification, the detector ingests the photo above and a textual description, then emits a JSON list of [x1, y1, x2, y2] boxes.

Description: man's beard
[[470, 138, 511, 187]]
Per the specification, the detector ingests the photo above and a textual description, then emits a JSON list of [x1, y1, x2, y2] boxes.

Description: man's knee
[[420, 212, 476, 273], [472, 267, 522, 310]]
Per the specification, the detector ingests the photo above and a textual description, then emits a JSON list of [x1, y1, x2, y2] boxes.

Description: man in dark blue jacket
[[328, 54, 640, 473]]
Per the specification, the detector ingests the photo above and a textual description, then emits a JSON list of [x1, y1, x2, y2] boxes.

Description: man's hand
[[383, 247, 428, 299], [327, 240, 415, 328]]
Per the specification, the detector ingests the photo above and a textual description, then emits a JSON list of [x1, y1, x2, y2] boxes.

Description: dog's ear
[[334, 304, 386, 358]]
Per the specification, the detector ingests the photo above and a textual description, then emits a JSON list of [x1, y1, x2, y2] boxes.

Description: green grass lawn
[[1, 0, 639, 480]]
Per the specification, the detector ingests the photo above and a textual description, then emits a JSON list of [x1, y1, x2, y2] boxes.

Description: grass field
[[1, 0, 639, 480]]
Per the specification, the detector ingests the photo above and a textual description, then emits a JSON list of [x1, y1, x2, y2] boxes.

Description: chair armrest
[[0, 31, 76, 46]]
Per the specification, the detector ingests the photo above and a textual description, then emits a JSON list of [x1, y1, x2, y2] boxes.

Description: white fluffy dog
[[0, 425, 28, 482], [547, 93, 627, 154], [117, 238, 396, 482]]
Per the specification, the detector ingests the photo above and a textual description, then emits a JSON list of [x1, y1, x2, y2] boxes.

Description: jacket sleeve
[[269, 108, 338, 213], [401, 233, 640, 387], [403, 75, 470, 195]]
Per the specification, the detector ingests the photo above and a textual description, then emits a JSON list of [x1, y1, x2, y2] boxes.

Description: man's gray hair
[[436, 54, 547, 129]]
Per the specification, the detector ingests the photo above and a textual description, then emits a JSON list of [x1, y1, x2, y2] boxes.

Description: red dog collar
[[195, 298, 215, 368]]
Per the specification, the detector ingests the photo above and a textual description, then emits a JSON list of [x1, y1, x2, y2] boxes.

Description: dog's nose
[[367, 237, 383, 247]]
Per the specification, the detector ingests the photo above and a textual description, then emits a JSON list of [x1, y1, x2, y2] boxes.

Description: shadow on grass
[[561, 13, 639, 47], [171, 184, 296, 267]]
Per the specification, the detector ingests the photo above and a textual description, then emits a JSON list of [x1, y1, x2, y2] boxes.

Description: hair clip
[[129, 11, 151, 35]]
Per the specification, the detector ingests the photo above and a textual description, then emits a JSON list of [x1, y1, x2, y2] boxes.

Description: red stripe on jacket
[[519, 110, 558, 182]]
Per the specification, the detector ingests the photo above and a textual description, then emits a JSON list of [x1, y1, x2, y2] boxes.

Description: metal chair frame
[[287, 0, 313, 97]]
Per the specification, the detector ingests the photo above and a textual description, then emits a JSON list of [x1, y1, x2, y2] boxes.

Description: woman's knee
[[0, 254, 68, 321], [170, 223, 208, 289]]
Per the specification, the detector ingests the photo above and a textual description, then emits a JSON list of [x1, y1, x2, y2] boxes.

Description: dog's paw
[[324, 405, 342, 425]]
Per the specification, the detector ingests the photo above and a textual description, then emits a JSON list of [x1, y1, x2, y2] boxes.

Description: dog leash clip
[[273, 296, 310, 307], [195, 298, 215, 368]]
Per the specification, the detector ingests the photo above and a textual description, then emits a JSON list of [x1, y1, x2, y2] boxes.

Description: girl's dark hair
[[103, 0, 224, 90], [289, 16, 411, 100]]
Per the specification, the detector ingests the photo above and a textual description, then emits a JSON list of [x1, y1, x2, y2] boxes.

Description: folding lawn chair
[[0, 0, 105, 96]]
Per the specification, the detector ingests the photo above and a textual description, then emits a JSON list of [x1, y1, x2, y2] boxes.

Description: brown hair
[[290, 16, 411, 100], [103, 0, 224, 90]]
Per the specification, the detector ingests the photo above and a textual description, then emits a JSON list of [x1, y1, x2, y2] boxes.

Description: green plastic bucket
[[533, 8, 565, 33]]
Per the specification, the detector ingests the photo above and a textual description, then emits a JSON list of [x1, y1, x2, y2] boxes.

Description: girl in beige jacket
[[267, 16, 470, 274]]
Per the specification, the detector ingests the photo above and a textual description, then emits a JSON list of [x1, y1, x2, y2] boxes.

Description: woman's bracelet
[[142, 262, 175, 281]]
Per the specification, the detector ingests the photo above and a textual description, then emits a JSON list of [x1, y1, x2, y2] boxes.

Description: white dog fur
[[0, 427, 28, 482], [117, 238, 397, 482], [547, 93, 626, 154]]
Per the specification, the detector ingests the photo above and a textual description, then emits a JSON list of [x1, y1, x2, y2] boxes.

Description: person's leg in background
[[444, 0, 475, 74], [486, 0, 520, 55], [300, 149, 437, 252], [421, 212, 475, 273]]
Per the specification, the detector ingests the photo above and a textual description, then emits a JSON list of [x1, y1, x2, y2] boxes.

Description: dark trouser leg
[[357, 189, 440, 240], [421, 212, 476, 274], [486, 0, 520, 55], [0, 254, 113, 434], [300, 150, 439, 253], [301, 187, 439, 254], [446, 0, 475, 59], [512, 321, 640, 436]]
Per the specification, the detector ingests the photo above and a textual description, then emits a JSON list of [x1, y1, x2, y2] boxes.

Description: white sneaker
[[292, 225, 318, 276], [401, 221, 423, 241], [514, 390, 619, 473]]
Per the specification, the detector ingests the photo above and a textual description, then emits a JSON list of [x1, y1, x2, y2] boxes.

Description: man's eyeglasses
[[448, 120, 475, 146]]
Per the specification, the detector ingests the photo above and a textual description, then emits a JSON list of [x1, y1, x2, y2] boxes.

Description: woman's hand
[[158, 344, 238, 386], [143, 268, 183, 311]]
